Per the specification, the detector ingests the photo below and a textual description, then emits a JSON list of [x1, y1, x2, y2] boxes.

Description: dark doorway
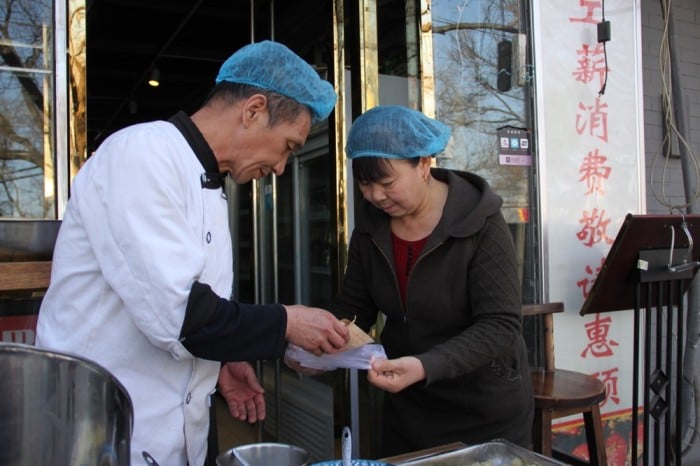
[[86, 0, 333, 154]]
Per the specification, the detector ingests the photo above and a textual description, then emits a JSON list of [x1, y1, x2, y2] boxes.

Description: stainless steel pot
[[0, 343, 133, 466], [217, 443, 310, 466]]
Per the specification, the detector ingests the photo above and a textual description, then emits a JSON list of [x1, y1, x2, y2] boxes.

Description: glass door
[[257, 127, 338, 463], [341, 0, 541, 458], [429, 0, 540, 305], [225, 1, 342, 462], [298, 139, 334, 308]]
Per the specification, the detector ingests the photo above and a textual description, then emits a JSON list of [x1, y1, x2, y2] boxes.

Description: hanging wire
[[649, 0, 700, 213], [598, 0, 608, 96]]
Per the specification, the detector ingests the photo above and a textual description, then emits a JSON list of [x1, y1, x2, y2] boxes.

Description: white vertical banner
[[533, 0, 644, 462]]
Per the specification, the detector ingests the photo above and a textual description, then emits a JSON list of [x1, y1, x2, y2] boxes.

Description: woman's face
[[357, 157, 431, 217]]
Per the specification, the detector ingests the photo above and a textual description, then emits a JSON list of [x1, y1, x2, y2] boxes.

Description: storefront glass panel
[[0, 0, 55, 218], [377, 0, 421, 108], [430, 0, 539, 303], [233, 3, 341, 461]]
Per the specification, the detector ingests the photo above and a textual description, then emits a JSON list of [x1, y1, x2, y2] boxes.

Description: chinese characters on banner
[[534, 1, 644, 463]]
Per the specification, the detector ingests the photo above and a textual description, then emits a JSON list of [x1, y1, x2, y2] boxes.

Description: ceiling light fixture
[[148, 68, 160, 87]]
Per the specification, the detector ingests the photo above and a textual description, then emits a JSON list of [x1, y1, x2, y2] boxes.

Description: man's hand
[[217, 362, 265, 423], [283, 349, 326, 377], [367, 356, 426, 393], [284, 305, 350, 356]]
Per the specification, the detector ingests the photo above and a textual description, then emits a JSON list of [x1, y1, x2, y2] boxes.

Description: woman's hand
[[217, 361, 265, 423], [367, 356, 426, 393]]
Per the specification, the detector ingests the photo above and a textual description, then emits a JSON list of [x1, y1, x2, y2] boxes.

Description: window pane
[[431, 0, 540, 304], [378, 0, 421, 107], [0, 0, 55, 218]]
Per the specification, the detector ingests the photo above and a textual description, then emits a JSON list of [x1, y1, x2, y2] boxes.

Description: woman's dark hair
[[204, 81, 308, 127], [351, 156, 421, 183]]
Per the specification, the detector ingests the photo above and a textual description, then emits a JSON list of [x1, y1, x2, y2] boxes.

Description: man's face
[[222, 102, 312, 183]]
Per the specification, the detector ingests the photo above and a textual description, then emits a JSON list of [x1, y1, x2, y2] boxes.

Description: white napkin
[[285, 343, 387, 370]]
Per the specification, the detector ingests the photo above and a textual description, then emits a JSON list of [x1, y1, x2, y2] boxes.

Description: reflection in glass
[[69, 0, 87, 179], [298, 150, 333, 308], [431, 0, 528, 220], [430, 0, 539, 302], [259, 176, 276, 304], [0, 0, 55, 218], [377, 0, 421, 108], [276, 167, 296, 304]]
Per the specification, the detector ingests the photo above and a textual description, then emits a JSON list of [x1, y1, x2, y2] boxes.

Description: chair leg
[[532, 409, 543, 453], [532, 408, 554, 457], [582, 404, 607, 466]]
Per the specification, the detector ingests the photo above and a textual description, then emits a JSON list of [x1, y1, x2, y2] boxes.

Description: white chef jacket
[[36, 119, 232, 466]]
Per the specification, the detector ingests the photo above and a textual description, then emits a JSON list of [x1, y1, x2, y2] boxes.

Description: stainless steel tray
[[397, 440, 568, 466]]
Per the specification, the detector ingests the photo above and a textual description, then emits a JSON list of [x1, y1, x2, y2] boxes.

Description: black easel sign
[[580, 213, 700, 315]]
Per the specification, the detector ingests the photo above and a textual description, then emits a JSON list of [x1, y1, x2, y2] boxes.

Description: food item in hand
[[341, 317, 375, 350]]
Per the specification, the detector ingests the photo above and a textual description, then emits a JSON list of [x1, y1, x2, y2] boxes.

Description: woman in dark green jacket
[[335, 105, 534, 457]]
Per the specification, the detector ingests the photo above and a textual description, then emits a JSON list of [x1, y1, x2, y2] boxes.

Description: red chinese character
[[581, 313, 619, 358], [576, 97, 609, 142], [592, 367, 621, 407], [572, 43, 608, 87], [579, 148, 611, 195], [576, 257, 606, 298], [576, 208, 614, 247], [569, 0, 602, 24]]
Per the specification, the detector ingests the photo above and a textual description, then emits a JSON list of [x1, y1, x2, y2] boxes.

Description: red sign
[[0, 315, 38, 344]]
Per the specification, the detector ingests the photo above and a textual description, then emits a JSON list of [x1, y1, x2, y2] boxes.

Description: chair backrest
[[0, 261, 52, 294], [522, 302, 564, 373]]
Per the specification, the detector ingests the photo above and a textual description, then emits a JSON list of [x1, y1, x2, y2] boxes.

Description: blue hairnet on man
[[36, 41, 349, 466], [216, 40, 336, 124]]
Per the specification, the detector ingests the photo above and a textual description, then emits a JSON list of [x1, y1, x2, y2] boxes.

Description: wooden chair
[[522, 302, 608, 466], [0, 261, 52, 294]]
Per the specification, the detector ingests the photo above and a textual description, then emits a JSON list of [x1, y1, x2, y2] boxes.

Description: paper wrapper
[[285, 343, 387, 370], [284, 319, 385, 371], [341, 319, 375, 351]]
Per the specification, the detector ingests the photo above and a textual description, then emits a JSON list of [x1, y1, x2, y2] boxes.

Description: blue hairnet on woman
[[335, 105, 534, 456]]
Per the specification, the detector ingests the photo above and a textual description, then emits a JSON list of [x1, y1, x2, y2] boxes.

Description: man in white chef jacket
[[35, 41, 349, 466]]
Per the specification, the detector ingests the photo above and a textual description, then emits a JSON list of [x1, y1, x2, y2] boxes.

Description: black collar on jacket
[[168, 111, 227, 191]]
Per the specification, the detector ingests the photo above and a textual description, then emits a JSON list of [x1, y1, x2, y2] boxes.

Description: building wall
[[642, 3, 700, 460], [642, 0, 700, 213]]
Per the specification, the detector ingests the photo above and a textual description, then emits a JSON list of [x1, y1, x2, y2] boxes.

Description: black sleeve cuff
[[179, 281, 288, 361]]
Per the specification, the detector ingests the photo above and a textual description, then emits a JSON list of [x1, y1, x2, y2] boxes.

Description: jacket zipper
[[373, 237, 443, 323]]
